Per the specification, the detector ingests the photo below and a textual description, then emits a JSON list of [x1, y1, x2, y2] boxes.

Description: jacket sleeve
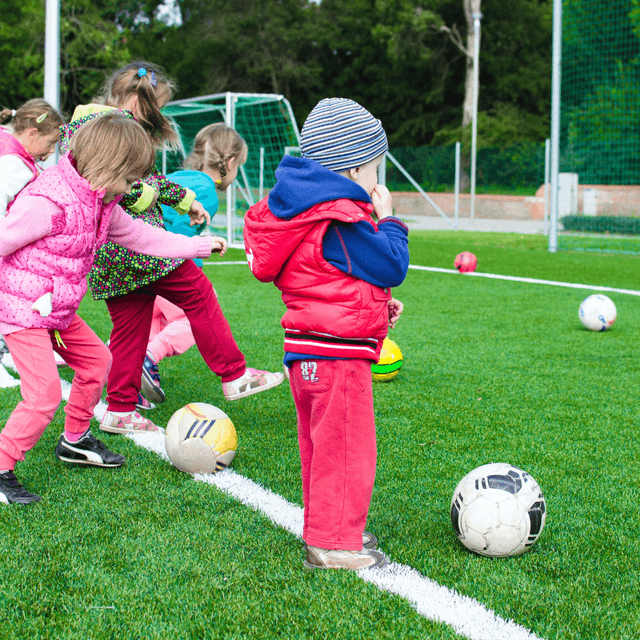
[[106, 204, 212, 260], [322, 217, 409, 288], [0, 195, 60, 256]]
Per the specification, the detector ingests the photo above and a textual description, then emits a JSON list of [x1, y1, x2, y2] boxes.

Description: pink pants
[[0, 314, 112, 470], [289, 358, 377, 550], [147, 296, 196, 363], [105, 260, 246, 413]]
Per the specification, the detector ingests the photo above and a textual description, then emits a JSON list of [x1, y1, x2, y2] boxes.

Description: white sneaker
[[304, 545, 388, 570], [222, 367, 284, 401], [100, 410, 161, 434]]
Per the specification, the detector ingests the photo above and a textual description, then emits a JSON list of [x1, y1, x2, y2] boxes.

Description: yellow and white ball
[[372, 337, 403, 382], [165, 403, 237, 474]]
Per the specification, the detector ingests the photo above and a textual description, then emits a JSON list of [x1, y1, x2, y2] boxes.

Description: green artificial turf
[[2, 235, 640, 639]]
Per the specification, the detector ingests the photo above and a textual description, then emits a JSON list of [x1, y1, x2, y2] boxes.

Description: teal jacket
[[161, 170, 219, 268]]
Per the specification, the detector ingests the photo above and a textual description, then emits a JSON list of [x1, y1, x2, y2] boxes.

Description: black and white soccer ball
[[450, 463, 546, 557]]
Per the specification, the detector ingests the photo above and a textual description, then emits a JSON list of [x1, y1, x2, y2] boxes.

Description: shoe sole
[[225, 374, 285, 401], [99, 424, 162, 435], [303, 555, 388, 570], [141, 372, 165, 404], [55, 455, 124, 468], [55, 451, 124, 468]]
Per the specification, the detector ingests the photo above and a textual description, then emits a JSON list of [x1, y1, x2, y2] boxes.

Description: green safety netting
[[558, 0, 640, 253]]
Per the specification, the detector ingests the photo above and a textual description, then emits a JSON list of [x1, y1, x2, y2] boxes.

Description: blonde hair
[[0, 99, 64, 135], [95, 61, 178, 147], [69, 112, 156, 190], [184, 123, 248, 181]]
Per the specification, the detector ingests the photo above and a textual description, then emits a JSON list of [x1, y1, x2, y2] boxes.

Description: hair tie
[[36, 113, 47, 123], [137, 67, 157, 87]]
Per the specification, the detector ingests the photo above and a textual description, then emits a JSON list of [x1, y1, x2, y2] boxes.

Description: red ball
[[454, 252, 477, 273]]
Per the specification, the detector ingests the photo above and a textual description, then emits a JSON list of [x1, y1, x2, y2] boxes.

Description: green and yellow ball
[[372, 337, 403, 382]]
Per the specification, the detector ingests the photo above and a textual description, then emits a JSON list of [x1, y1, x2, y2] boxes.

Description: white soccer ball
[[578, 294, 616, 331], [165, 403, 237, 474], [450, 463, 546, 557]]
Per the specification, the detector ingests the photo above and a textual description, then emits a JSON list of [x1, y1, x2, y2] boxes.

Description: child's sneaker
[[222, 367, 285, 401], [55, 430, 125, 467], [362, 531, 378, 549], [100, 410, 160, 434], [304, 545, 388, 570], [141, 353, 165, 404], [0, 471, 41, 505], [135, 393, 156, 411]]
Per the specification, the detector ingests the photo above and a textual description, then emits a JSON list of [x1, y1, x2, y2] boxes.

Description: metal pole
[[259, 147, 265, 201], [549, 0, 562, 252], [43, 0, 60, 167], [544, 138, 550, 236], [225, 93, 234, 246], [378, 152, 386, 186], [454, 141, 461, 229], [470, 11, 482, 225]]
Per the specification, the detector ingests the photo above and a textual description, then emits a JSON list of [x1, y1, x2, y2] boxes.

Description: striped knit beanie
[[300, 98, 388, 172]]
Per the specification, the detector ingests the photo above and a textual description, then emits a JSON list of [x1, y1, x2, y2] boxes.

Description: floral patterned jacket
[[60, 104, 196, 299]]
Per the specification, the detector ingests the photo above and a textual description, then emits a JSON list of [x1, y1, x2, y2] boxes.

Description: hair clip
[[36, 113, 47, 123], [137, 67, 157, 87], [11, 109, 16, 117]]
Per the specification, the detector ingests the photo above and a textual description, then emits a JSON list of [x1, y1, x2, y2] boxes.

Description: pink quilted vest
[[0, 153, 118, 330]]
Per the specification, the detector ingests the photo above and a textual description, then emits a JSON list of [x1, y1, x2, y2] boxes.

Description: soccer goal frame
[[162, 92, 301, 249]]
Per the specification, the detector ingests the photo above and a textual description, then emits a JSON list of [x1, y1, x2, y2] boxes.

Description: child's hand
[[372, 184, 393, 220], [210, 236, 228, 256], [189, 200, 211, 227], [388, 297, 403, 328]]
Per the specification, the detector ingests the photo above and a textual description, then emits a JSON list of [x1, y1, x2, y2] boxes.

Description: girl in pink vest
[[0, 113, 226, 505], [0, 100, 65, 388]]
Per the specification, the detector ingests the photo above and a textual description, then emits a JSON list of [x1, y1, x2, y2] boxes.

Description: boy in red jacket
[[244, 98, 409, 570]]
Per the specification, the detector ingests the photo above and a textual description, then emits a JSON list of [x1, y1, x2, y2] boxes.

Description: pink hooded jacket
[[0, 153, 212, 331]]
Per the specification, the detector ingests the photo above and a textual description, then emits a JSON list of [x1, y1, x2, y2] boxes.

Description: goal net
[[161, 93, 301, 248], [557, 0, 640, 254]]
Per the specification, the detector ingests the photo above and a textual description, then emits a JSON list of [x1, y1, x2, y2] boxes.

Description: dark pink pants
[[105, 260, 245, 412], [0, 315, 111, 470], [289, 358, 377, 550]]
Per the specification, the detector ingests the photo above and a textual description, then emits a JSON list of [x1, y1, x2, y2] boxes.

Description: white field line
[[26, 378, 543, 640], [206, 260, 640, 297], [409, 265, 640, 296]]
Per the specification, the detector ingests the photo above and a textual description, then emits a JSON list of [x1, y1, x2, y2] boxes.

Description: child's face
[[349, 155, 384, 196], [24, 129, 60, 162], [103, 176, 138, 203]]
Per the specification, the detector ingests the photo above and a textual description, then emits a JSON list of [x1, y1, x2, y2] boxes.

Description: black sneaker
[[141, 353, 165, 404], [55, 430, 125, 468], [0, 471, 41, 504]]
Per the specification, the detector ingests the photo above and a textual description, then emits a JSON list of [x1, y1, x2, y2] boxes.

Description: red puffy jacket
[[244, 197, 390, 361]]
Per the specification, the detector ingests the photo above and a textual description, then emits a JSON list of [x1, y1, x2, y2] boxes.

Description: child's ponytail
[[97, 61, 179, 148], [0, 99, 64, 135], [185, 123, 248, 181]]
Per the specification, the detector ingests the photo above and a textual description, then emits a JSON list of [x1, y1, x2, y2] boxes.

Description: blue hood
[[268, 156, 371, 220]]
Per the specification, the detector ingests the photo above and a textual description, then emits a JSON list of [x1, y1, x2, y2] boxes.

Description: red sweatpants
[[289, 358, 377, 550], [0, 315, 111, 470], [105, 260, 245, 413]]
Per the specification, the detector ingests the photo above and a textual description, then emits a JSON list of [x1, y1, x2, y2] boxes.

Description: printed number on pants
[[301, 361, 319, 382]]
